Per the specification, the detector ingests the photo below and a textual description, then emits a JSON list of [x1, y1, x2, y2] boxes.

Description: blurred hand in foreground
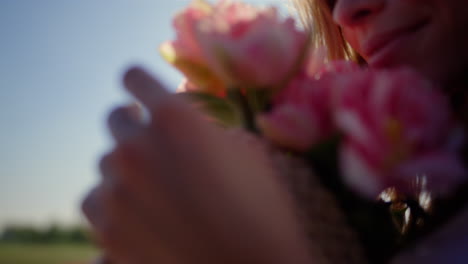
[[82, 67, 313, 264]]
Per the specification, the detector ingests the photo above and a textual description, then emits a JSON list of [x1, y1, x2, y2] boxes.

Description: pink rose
[[314, 60, 362, 78], [160, 0, 226, 96], [162, 0, 309, 92], [257, 73, 336, 151], [336, 68, 466, 198], [257, 60, 361, 151], [197, 0, 308, 89], [302, 46, 361, 79]]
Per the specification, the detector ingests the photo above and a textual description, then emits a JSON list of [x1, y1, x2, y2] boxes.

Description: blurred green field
[[0, 243, 98, 264]]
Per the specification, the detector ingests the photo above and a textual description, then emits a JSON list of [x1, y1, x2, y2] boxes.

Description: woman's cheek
[[342, 29, 364, 59]]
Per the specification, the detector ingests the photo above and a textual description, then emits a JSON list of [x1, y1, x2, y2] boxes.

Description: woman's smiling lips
[[362, 19, 430, 67]]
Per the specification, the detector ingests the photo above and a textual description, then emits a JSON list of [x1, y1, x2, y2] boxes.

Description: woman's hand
[[82, 67, 313, 264]]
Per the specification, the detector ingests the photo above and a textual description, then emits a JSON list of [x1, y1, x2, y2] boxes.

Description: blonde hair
[[292, 0, 362, 62]]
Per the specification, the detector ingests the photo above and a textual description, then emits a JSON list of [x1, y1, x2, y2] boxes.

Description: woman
[[82, 0, 468, 263]]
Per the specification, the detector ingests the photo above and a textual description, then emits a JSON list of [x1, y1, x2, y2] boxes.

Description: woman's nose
[[333, 0, 385, 28]]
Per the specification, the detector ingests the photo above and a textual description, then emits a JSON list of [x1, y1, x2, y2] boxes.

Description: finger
[[97, 147, 223, 262], [123, 67, 171, 112], [99, 153, 111, 180], [81, 185, 106, 231], [82, 182, 131, 237], [97, 144, 175, 221], [122, 67, 203, 133], [97, 177, 181, 264], [108, 104, 144, 142], [99, 152, 119, 182]]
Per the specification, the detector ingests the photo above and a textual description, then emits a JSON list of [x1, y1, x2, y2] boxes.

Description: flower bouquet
[[160, 0, 468, 262]]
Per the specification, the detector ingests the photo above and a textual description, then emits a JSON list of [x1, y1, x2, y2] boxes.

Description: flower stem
[[228, 88, 258, 133]]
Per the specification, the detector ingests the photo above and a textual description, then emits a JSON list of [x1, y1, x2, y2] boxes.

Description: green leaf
[[179, 92, 242, 128]]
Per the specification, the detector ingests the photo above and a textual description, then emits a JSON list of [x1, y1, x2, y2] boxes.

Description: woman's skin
[[82, 68, 314, 264], [82, 0, 468, 263], [330, 0, 468, 89]]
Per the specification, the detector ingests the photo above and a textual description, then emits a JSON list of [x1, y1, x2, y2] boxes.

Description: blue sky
[[0, 0, 289, 228]]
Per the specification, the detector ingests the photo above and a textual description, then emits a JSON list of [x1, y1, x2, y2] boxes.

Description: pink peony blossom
[[161, 0, 309, 92], [196, 0, 308, 89], [335, 68, 466, 198], [257, 73, 336, 151], [257, 103, 322, 151], [160, 0, 226, 96], [302, 46, 361, 79], [314, 60, 362, 78], [257, 60, 360, 151]]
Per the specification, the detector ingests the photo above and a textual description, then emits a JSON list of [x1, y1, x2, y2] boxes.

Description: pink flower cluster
[[260, 66, 466, 198], [258, 60, 359, 151], [161, 0, 308, 96], [163, 0, 466, 199], [335, 68, 466, 198]]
